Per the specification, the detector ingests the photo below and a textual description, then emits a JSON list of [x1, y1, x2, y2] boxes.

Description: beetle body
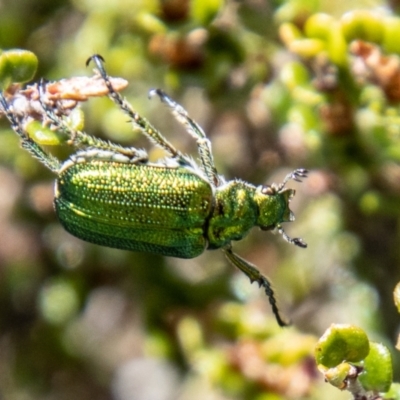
[[0, 54, 307, 326], [56, 159, 212, 258], [55, 156, 295, 259]]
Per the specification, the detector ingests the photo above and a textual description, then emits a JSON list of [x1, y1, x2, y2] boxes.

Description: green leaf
[[383, 383, 400, 399], [304, 13, 335, 41], [0, 49, 38, 88], [26, 121, 67, 146], [393, 282, 400, 313], [324, 362, 352, 389], [383, 17, 400, 54], [359, 342, 393, 393], [327, 22, 348, 67], [315, 324, 369, 368], [191, 0, 222, 26], [340, 10, 384, 44]]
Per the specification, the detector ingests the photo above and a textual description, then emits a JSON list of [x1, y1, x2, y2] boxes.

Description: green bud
[[191, 0, 222, 25], [135, 12, 167, 34], [394, 282, 400, 313], [280, 61, 310, 89], [38, 278, 79, 325], [323, 362, 352, 389], [288, 103, 319, 131], [383, 383, 400, 399], [0, 49, 38, 88], [304, 13, 336, 41], [279, 22, 303, 46], [68, 108, 85, 131], [315, 324, 369, 368], [288, 38, 326, 58], [327, 22, 348, 67], [359, 191, 381, 215], [341, 10, 384, 44], [382, 16, 400, 54], [26, 120, 68, 146], [359, 342, 392, 393], [274, 0, 319, 25]]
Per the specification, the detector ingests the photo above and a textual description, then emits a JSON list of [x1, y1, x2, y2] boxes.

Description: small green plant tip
[[382, 16, 400, 54], [25, 120, 68, 146], [359, 191, 381, 215], [315, 324, 369, 368], [38, 278, 79, 325], [68, 108, 85, 131], [304, 13, 336, 41], [135, 12, 167, 34], [191, 0, 223, 25], [279, 22, 303, 47], [0, 54, 308, 327], [280, 61, 311, 90], [274, 0, 319, 25], [288, 104, 319, 131], [341, 10, 384, 44], [359, 342, 392, 393], [288, 38, 326, 59], [0, 49, 38, 88], [327, 22, 348, 67], [383, 383, 400, 399], [394, 282, 400, 313], [323, 362, 352, 389]]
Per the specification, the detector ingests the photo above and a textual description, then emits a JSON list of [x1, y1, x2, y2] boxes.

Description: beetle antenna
[[278, 168, 308, 191], [277, 225, 307, 248]]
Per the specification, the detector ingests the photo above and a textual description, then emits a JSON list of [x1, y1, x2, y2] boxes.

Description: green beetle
[[0, 55, 307, 326]]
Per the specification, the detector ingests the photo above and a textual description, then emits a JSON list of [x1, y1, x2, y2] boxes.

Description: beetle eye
[[261, 185, 275, 195]]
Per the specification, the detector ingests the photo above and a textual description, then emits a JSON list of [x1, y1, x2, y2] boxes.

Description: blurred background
[[1, 0, 400, 399]]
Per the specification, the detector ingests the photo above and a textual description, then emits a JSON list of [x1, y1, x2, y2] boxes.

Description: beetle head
[[255, 184, 294, 230], [255, 180, 307, 248]]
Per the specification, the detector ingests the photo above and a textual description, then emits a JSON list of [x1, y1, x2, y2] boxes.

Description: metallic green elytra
[[0, 54, 307, 326], [56, 161, 212, 258]]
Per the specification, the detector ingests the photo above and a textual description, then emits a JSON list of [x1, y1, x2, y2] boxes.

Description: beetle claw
[[86, 53, 105, 67], [277, 225, 307, 248], [293, 238, 307, 248]]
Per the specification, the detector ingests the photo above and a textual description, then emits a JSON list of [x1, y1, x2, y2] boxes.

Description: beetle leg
[[277, 225, 307, 248], [87, 55, 185, 161], [0, 91, 61, 172], [222, 245, 289, 327], [37, 80, 148, 162], [149, 88, 221, 188]]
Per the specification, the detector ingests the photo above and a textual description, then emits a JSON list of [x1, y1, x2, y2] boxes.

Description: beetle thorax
[[206, 180, 259, 249]]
